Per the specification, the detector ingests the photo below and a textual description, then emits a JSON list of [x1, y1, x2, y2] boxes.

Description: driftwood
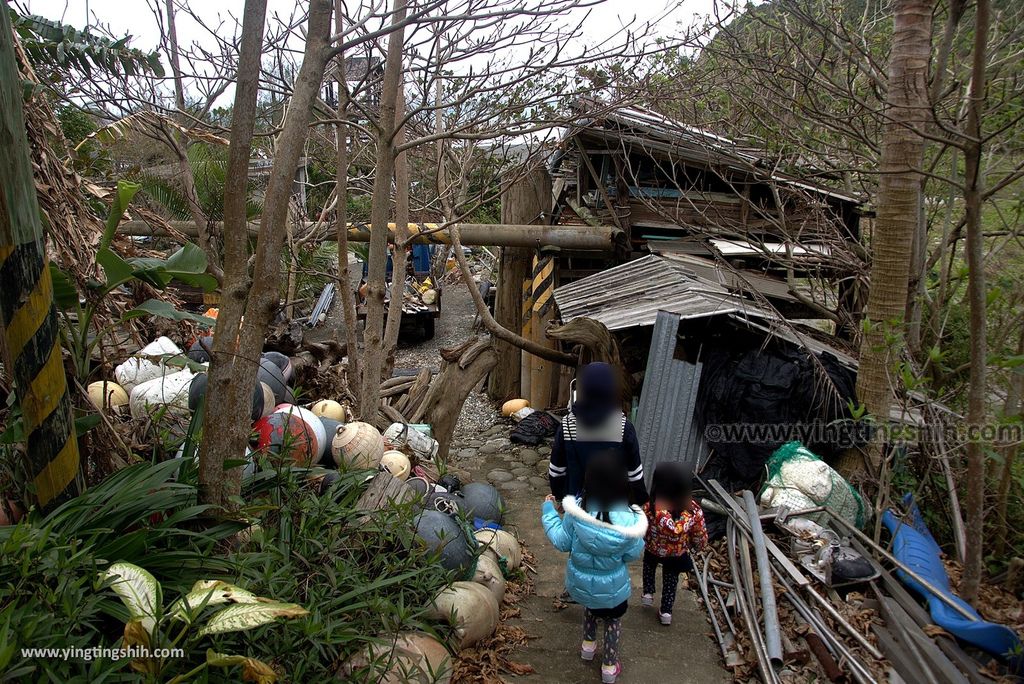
[[380, 378, 417, 397], [403, 367, 433, 418], [381, 375, 418, 390], [355, 472, 416, 526], [289, 340, 347, 388], [458, 338, 493, 369], [439, 336, 479, 363], [548, 317, 633, 398], [413, 339, 498, 460], [381, 403, 407, 425]]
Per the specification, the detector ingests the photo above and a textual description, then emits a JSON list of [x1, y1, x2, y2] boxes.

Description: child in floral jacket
[[641, 462, 708, 625]]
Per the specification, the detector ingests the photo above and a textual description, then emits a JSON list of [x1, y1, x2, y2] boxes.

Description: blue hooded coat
[[541, 496, 647, 609]]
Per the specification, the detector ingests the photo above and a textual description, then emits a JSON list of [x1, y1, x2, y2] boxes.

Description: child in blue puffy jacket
[[542, 452, 648, 683]]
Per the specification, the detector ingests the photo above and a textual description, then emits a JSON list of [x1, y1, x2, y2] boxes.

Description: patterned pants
[[642, 551, 691, 614], [583, 609, 622, 667]]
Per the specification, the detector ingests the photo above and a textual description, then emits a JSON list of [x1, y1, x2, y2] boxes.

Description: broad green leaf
[[168, 580, 264, 623], [206, 650, 246, 667], [124, 299, 216, 327], [100, 180, 141, 251], [49, 264, 80, 310], [97, 249, 135, 291], [197, 602, 308, 636], [100, 562, 161, 634]]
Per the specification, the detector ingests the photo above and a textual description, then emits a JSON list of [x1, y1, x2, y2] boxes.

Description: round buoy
[[426, 490, 464, 517], [187, 373, 208, 411], [187, 335, 214, 363], [311, 399, 346, 421], [317, 469, 342, 495], [422, 289, 438, 305], [254, 409, 318, 466], [273, 404, 326, 460], [380, 450, 412, 481], [406, 476, 430, 499], [475, 529, 522, 570], [413, 509, 474, 575], [257, 359, 288, 404], [261, 351, 294, 383], [318, 418, 342, 463], [428, 581, 499, 648], [339, 632, 452, 683], [331, 421, 384, 470], [87, 380, 129, 413], [473, 552, 506, 605], [459, 482, 505, 524], [257, 382, 276, 419], [501, 398, 529, 417]]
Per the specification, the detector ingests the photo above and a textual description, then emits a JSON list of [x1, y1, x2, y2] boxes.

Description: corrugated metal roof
[[552, 254, 763, 331], [635, 312, 709, 486], [567, 101, 862, 206]]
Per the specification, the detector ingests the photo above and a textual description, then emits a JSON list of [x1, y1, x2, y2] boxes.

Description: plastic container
[[383, 422, 439, 462]]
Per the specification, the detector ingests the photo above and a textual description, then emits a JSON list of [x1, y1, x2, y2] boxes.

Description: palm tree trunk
[[846, 0, 935, 479]]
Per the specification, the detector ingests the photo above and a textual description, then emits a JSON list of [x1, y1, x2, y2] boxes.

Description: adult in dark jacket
[[548, 362, 648, 506]]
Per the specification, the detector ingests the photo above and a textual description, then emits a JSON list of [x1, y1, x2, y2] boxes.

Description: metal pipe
[[743, 490, 784, 669], [692, 554, 732, 661], [120, 219, 625, 250], [826, 510, 979, 622], [732, 521, 781, 684], [802, 585, 884, 661]]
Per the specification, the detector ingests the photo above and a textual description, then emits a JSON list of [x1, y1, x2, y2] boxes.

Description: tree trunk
[[488, 169, 550, 401], [846, 0, 935, 478], [333, 2, 361, 410], [197, 0, 267, 508], [960, 0, 990, 603], [383, 84, 409, 374], [358, 0, 407, 422], [200, 0, 333, 507]]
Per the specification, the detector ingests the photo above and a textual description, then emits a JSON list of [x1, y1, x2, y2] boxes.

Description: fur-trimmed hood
[[561, 496, 648, 556]]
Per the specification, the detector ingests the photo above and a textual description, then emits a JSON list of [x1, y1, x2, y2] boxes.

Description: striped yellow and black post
[[529, 250, 557, 410], [520, 277, 533, 400], [0, 8, 81, 508]]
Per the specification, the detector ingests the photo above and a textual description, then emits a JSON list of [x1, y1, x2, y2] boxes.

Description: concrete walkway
[[456, 441, 730, 684]]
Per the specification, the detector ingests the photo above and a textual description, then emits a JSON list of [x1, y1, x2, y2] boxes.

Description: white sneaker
[[659, 612, 672, 625], [641, 593, 654, 607], [581, 640, 597, 661]]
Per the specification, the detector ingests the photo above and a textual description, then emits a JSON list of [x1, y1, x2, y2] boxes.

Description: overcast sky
[[25, 0, 719, 113], [27, 1, 715, 56]]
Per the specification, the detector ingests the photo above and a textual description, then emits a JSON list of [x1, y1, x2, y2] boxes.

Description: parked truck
[[357, 244, 441, 340]]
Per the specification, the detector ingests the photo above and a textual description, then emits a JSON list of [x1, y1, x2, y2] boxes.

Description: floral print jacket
[[643, 500, 708, 558]]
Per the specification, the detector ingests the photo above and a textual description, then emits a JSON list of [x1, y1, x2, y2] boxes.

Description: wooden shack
[[491, 102, 868, 406]]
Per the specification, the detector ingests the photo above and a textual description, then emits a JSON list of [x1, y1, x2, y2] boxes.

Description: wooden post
[[487, 168, 551, 401], [520, 277, 533, 401], [529, 249, 558, 410], [0, 10, 81, 508]]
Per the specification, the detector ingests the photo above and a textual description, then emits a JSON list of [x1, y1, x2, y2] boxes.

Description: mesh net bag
[[759, 442, 866, 528]]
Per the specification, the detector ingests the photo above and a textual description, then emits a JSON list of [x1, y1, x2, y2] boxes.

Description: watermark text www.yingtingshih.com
[[703, 420, 1024, 449], [21, 645, 185, 662]]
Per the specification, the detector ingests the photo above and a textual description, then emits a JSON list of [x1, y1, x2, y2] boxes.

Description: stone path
[[450, 423, 730, 684]]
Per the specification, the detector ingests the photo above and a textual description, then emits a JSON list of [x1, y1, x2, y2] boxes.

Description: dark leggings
[[583, 609, 622, 667], [642, 551, 691, 614]]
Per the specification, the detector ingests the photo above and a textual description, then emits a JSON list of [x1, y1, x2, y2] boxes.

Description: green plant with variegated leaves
[[100, 562, 308, 683]]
